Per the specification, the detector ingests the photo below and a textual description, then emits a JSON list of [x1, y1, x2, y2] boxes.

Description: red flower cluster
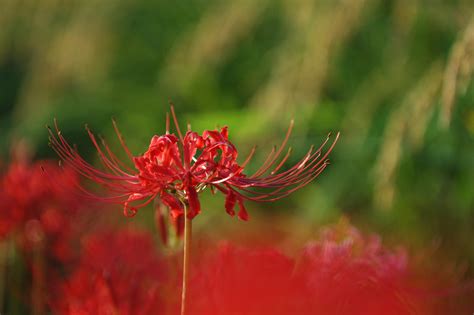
[[52, 229, 167, 315], [52, 224, 453, 315], [48, 107, 339, 223], [0, 159, 80, 261], [186, 226, 434, 315]]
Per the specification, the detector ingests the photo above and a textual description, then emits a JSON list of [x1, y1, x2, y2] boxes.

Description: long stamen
[[99, 135, 136, 174], [250, 146, 276, 178], [251, 120, 294, 178], [270, 147, 292, 175], [227, 132, 340, 201], [241, 145, 256, 168], [166, 112, 170, 134], [170, 103, 184, 144], [112, 118, 135, 162], [248, 131, 333, 184]]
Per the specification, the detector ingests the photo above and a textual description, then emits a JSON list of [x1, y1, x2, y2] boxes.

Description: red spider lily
[[184, 226, 439, 315], [51, 229, 167, 315], [0, 159, 81, 261], [48, 106, 338, 224], [51, 224, 470, 315]]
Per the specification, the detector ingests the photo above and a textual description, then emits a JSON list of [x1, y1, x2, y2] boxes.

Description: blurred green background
[[0, 0, 473, 268]]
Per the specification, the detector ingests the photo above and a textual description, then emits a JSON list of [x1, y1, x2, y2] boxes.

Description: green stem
[[180, 211, 192, 315]]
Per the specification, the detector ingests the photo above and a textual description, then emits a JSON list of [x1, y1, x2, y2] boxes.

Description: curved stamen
[[112, 118, 135, 162], [250, 120, 294, 178], [170, 104, 184, 144]]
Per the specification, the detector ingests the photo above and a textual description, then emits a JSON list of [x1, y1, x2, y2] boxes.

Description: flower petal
[[224, 191, 237, 217], [237, 198, 249, 221], [160, 191, 183, 219], [186, 185, 201, 219]]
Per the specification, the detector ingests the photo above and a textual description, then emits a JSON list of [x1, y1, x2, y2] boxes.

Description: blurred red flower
[[292, 227, 422, 315], [185, 226, 437, 315], [0, 159, 80, 261], [48, 107, 338, 225], [51, 223, 470, 315], [52, 229, 168, 315]]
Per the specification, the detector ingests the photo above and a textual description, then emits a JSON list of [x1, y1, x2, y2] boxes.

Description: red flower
[[48, 106, 339, 222], [51, 224, 469, 315], [51, 229, 167, 315], [185, 226, 438, 315], [0, 158, 80, 261]]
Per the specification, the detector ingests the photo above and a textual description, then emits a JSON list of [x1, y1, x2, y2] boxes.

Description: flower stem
[[180, 212, 192, 315]]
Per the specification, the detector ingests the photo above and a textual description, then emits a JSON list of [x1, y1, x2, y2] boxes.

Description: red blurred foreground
[[52, 227, 471, 315]]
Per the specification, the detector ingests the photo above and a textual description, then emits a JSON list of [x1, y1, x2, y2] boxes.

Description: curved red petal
[[224, 190, 237, 217], [186, 185, 201, 219], [160, 191, 184, 219], [237, 199, 249, 221]]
